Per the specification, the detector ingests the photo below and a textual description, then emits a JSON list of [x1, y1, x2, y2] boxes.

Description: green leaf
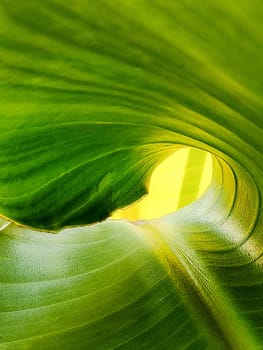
[[0, 0, 263, 349], [0, 0, 262, 230], [3, 221, 219, 350]]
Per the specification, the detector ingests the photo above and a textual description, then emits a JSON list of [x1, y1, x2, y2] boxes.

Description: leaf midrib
[[140, 222, 258, 350]]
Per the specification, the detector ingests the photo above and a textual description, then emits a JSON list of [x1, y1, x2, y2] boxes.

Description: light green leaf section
[[0, 221, 219, 350], [0, 0, 263, 349]]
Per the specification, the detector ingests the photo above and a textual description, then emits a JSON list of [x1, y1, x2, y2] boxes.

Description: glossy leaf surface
[[0, 0, 263, 349]]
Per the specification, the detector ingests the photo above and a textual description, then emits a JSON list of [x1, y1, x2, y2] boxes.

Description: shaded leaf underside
[[0, 0, 263, 349]]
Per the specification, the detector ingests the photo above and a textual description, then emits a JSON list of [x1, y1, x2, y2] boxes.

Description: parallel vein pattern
[[0, 0, 262, 229], [0, 221, 214, 350], [0, 1, 263, 349]]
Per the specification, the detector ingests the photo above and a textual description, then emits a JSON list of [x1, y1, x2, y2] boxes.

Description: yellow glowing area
[[112, 148, 213, 221], [197, 151, 214, 197]]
